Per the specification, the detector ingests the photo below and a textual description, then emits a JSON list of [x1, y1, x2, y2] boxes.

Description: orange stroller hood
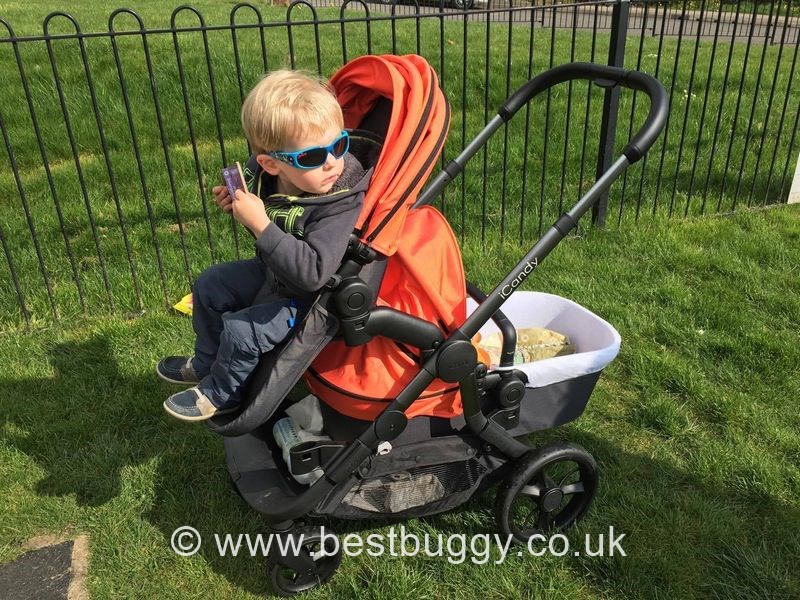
[[306, 55, 466, 420], [330, 54, 450, 257]]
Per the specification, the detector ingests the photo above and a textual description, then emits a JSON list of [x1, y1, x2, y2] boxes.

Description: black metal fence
[[1, 0, 799, 329]]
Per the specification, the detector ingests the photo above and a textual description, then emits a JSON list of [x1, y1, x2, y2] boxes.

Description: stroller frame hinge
[[460, 367, 528, 459]]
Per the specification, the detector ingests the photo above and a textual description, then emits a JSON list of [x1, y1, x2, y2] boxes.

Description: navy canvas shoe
[[163, 386, 239, 421], [156, 356, 200, 385]]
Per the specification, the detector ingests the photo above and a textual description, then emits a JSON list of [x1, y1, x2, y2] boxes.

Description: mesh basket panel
[[342, 458, 487, 513]]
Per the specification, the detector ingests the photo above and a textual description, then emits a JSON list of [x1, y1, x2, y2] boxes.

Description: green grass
[[1, 1, 799, 329], [1, 204, 799, 599]]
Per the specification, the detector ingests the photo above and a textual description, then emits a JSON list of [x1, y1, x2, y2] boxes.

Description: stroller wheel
[[495, 442, 598, 545], [268, 525, 342, 596]]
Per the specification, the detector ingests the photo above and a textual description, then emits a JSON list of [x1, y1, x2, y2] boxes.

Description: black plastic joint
[[374, 410, 408, 441], [498, 106, 513, 122], [623, 143, 643, 164], [324, 274, 343, 290], [554, 213, 578, 236], [443, 160, 461, 179], [356, 243, 377, 263], [325, 440, 371, 483], [592, 77, 618, 89]]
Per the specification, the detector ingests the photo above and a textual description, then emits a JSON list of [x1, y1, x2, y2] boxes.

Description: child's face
[[261, 125, 346, 197]]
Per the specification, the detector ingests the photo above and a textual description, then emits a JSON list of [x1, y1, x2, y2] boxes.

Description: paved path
[[351, 2, 800, 45], [0, 542, 73, 600]]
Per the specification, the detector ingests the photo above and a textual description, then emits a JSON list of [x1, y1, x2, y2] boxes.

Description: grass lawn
[[1, 204, 799, 598]]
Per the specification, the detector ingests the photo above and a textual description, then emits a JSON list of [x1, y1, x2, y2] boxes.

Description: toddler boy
[[157, 70, 368, 421]]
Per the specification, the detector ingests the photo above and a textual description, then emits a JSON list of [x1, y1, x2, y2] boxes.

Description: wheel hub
[[541, 488, 564, 512]]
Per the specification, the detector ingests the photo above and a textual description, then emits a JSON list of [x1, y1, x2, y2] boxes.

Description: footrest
[[290, 441, 348, 476], [224, 428, 304, 514]]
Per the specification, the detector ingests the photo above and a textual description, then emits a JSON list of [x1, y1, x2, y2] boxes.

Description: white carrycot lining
[[467, 291, 621, 389]]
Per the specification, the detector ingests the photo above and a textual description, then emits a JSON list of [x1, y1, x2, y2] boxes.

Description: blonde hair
[[241, 70, 344, 154]]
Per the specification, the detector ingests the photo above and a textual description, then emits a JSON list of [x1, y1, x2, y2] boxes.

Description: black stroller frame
[[215, 63, 668, 595]]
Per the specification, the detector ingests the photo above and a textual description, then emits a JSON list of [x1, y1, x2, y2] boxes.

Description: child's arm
[[255, 200, 361, 293]]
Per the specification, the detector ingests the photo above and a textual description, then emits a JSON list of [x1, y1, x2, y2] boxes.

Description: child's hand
[[212, 185, 233, 213], [232, 189, 271, 237]]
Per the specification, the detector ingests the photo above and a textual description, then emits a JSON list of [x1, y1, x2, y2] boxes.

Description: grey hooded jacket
[[243, 131, 380, 304]]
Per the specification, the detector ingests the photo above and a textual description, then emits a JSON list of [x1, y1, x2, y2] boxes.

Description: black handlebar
[[498, 62, 669, 164], [414, 62, 668, 208]]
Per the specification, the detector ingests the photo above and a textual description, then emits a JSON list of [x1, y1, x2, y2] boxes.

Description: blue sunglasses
[[267, 131, 350, 170]]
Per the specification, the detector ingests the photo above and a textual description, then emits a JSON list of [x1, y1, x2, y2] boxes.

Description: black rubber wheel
[[495, 442, 598, 545], [452, 0, 474, 9], [268, 525, 342, 596]]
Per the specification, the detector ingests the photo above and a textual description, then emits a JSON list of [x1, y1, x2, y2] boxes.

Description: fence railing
[[1, 0, 799, 329]]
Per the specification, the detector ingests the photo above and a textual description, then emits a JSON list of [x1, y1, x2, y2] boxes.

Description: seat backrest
[[306, 205, 467, 421]]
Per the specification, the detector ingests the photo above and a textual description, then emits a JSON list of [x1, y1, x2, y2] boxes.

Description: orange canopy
[[330, 54, 451, 257]]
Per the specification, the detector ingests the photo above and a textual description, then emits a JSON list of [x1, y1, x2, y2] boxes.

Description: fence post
[[592, 0, 629, 227]]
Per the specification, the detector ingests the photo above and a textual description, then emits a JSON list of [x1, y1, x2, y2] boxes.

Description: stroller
[[206, 54, 667, 595]]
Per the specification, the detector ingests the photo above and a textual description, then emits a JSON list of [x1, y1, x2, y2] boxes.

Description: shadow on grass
[[418, 427, 800, 598], [0, 335, 272, 596], [2, 336, 798, 598], [1, 337, 157, 506]]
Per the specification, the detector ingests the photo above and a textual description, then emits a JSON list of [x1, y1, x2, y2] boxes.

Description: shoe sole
[[156, 367, 199, 386], [162, 400, 239, 422]]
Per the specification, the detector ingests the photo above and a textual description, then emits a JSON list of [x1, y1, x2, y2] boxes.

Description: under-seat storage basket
[[315, 435, 503, 519]]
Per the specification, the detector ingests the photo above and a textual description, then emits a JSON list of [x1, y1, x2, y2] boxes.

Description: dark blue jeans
[[190, 258, 300, 408]]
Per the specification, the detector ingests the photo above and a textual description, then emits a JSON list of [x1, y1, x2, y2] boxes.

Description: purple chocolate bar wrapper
[[222, 163, 245, 199]]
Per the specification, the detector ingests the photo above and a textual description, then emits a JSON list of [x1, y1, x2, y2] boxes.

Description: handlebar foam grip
[[499, 63, 668, 164]]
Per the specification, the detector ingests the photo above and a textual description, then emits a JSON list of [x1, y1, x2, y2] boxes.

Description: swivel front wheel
[[268, 525, 342, 596]]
